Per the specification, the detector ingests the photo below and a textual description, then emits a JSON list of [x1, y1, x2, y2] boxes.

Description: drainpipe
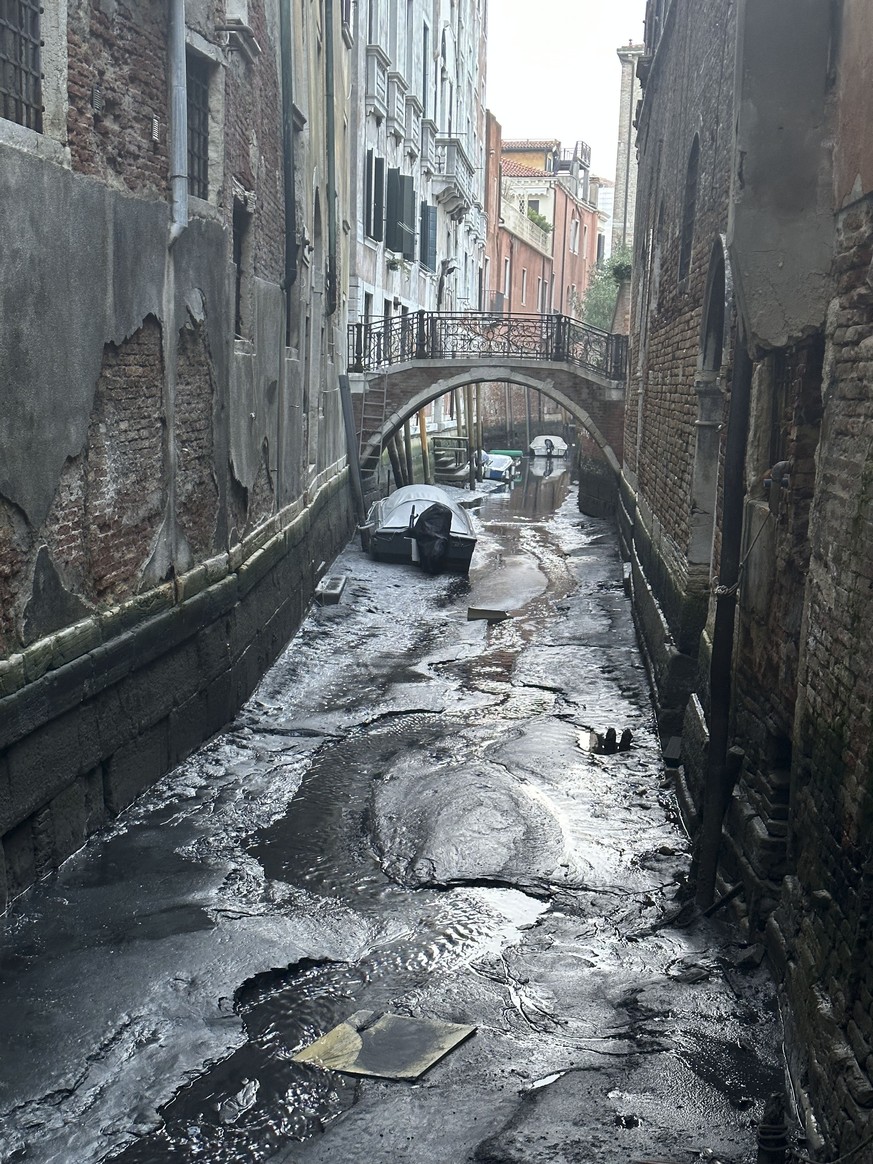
[[168, 0, 188, 246], [324, 0, 339, 315], [279, 0, 298, 300], [695, 336, 754, 907]]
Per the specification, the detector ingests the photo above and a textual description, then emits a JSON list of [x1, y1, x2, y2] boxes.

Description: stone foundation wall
[[764, 193, 873, 1156], [0, 469, 354, 911]]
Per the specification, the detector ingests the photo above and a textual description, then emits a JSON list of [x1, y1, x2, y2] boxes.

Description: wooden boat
[[359, 485, 477, 573], [529, 434, 568, 457]]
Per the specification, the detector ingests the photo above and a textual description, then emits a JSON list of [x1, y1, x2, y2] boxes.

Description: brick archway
[[353, 360, 625, 474]]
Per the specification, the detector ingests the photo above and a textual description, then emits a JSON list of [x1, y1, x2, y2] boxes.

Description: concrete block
[[104, 720, 170, 816], [3, 818, 35, 899], [83, 766, 108, 834], [49, 781, 87, 865], [0, 654, 26, 698], [168, 691, 209, 767], [51, 619, 101, 669], [5, 708, 89, 825]]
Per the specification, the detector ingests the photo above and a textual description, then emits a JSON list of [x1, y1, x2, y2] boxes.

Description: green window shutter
[[372, 157, 385, 242], [401, 176, 416, 261], [364, 149, 374, 238], [427, 205, 437, 271], [386, 168, 402, 252]]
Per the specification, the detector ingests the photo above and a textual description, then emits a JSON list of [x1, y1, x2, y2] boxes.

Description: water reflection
[[479, 456, 573, 522]]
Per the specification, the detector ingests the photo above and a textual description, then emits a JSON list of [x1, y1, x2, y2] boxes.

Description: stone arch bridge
[[347, 311, 629, 477]]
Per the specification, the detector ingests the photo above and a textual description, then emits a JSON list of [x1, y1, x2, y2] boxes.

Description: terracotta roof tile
[[501, 158, 551, 178]]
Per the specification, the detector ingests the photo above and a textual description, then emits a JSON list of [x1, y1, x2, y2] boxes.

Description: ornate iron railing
[[348, 311, 628, 381]]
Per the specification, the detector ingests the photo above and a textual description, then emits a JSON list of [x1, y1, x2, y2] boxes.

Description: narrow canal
[[0, 464, 785, 1164]]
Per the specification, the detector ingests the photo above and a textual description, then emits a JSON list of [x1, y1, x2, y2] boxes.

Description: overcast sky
[[485, 0, 647, 180]]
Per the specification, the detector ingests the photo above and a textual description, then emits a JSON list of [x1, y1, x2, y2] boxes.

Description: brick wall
[[623, 0, 737, 690], [67, 0, 170, 196], [768, 192, 873, 1154], [42, 317, 166, 605]]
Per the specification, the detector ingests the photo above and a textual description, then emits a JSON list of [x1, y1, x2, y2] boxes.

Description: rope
[[712, 508, 773, 598]]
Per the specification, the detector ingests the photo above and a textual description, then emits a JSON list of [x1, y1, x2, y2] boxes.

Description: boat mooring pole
[[475, 384, 483, 481], [465, 382, 475, 490], [419, 409, 432, 484], [403, 419, 414, 484], [387, 434, 404, 489]]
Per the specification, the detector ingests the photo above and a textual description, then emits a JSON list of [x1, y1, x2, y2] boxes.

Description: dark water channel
[[0, 462, 785, 1164]]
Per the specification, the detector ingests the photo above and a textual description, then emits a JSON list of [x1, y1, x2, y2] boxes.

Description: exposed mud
[[0, 467, 785, 1164]]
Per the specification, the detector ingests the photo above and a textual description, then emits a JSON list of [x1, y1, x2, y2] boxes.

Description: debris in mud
[[578, 726, 634, 753], [315, 575, 348, 605], [468, 606, 511, 622], [292, 1010, 477, 1080]]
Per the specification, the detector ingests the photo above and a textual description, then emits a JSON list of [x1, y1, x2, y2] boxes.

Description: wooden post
[[403, 418, 414, 484], [387, 433, 405, 488], [465, 382, 475, 490], [419, 409, 432, 484], [475, 383, 484, 481]]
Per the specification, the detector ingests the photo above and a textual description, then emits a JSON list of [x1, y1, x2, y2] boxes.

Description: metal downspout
[[168, 0, 188, 246], [324, 0, 339, 316], [695, 336, 753, 907], [279, 0, 298, 299]]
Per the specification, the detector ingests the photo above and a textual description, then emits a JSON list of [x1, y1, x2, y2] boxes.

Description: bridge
[[347, 311, 629, 481]]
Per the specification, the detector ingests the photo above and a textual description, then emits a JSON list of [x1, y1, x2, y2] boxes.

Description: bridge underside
[[352, 360, 626, 472]]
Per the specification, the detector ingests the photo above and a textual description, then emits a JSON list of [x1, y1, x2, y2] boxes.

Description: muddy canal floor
[[0, 473, 785, 1164]]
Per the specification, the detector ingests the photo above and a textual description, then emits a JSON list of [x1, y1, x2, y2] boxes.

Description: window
[[419, 201, 437, 271], [569, 218, 580, 254], [386, 168, 415, 259], [679, 135, 700, 283], [536, 277, 543, 311], [364, 150, 385, 242], [0, 0, 42, 131], [521, 269, 528, 305], [503, 257, 511, 297], [187, 50, 211, 199], [528, 199, 540, 216]]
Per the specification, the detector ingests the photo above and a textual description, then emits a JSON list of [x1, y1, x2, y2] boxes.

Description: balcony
[[387, 72, 407, 139], [500, 199, 552, 256], [365, 44, 390, 121], [432, 136, 475, 221], [420, 118, 438, 173], [404, 93, 422, 159]]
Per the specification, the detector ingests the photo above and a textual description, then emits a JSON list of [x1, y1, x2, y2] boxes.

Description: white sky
[[485, 0, 647, 180]]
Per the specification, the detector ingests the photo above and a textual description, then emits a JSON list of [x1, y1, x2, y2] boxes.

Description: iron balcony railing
[[348, 311, 628, 381]]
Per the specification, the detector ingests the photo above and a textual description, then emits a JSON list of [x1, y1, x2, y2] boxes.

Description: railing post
[[353, 322, 365, 372], [430, 312, 439, 359], [415, 309, 427, 359]]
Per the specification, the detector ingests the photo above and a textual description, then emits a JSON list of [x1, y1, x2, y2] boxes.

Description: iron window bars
[[0, 0, 42, 132]]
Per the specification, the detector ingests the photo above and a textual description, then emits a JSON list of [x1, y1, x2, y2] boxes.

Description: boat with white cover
[[359, 485, 477, 573]]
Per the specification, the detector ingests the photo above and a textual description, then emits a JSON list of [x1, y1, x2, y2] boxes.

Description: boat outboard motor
[[413, 503, 453, 573]]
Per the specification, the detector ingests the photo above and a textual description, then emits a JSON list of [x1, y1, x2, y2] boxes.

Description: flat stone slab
[[292, 1010, 476, 1080]]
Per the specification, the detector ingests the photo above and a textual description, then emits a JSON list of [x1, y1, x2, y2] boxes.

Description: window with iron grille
[[187, 50, 210, 200], [0, 0, 42, 131]]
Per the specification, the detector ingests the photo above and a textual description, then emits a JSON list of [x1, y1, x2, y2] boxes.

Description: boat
[[483, 453, 518, 481], [529, 434, 568, 457], [358, 484, 477, 573]]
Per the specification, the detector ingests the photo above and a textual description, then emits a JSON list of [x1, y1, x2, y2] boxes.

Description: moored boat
[[359, 484, 477, 573], [529, 434, 568, 457], [483, 453, 518, 481]]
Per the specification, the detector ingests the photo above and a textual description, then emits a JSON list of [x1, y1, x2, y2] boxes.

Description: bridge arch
[[358, 362, 624, 474]]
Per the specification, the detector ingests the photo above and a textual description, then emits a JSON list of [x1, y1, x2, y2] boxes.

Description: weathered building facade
[[625, 0, 873, 1154], [0, 0, 355, 907]]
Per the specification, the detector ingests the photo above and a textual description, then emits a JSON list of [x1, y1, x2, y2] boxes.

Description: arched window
[[678, 135, 700, 283]]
